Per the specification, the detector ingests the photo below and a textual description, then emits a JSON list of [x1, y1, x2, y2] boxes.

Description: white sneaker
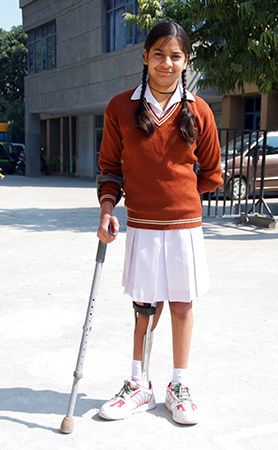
[[99, 379, 156, 420], [165, 382, 199, 425]]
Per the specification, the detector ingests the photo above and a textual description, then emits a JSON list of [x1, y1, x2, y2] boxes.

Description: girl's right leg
[[133, 301, 164, 361], [99, 301, 164, 420]]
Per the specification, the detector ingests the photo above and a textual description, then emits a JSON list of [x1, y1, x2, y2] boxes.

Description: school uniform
[[98, 83, 223, 302]]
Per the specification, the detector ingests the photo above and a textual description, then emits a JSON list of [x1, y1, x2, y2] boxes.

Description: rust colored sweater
[[99, 88, 223, 230]]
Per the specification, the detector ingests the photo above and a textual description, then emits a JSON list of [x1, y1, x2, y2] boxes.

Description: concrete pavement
[[1, 175, 278, 450]]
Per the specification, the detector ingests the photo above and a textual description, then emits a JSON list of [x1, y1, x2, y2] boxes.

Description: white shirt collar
[[131, 82, 195, 114]]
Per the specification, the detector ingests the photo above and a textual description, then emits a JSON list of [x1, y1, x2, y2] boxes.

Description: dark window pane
[[255, 96, 261, 111], [114, 7, 126, 50], [42, 24, 48, 38], [41, 39, 47, 70], [47, 36, 56, 70], [28, 44, 34, 73], [106, 11, 114, 51], [255, 114, 260, 130], [115, 0, 126, 6], [244, 97, 254, 113], [35, 41, 43, 72], [96, 115, 104, 128], [28, 31, 34, 43], [35, 28, 42, 40], [136, 24, 146, 43], [47, 22, 56, 34], [244, 115, 253, 130], [106, 0, 145, 52], [28, 21, 56, 74]]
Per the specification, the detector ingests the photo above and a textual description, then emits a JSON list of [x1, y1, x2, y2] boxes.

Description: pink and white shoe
[[99, 379, 156, 420], [165, 382, 199, 425]]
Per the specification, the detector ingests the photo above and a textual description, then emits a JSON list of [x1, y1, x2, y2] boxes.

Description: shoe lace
[[173, 383, 191, 403], [115, 380, 133, 399]]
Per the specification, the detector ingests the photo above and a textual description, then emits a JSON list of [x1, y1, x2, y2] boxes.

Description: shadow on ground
[[0, 387, 104, 433], [1, 175, 95, 189], [1, 206, 277, 239], [0, 387, 102, 415], [0, 207, 127, 233]]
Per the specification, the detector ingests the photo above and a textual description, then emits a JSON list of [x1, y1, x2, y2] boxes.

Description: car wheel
[[228, 177, 247, 200]]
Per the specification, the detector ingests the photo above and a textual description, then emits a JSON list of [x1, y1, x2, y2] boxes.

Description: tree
[[124, 0, 278, 94], [0, 26, 27, 142]]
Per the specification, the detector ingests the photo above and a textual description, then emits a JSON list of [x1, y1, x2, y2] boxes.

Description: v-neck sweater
[[98, 88, 223, 230]]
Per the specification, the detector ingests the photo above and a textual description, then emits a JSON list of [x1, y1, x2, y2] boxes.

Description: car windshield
[[221, 132, 263, 158]]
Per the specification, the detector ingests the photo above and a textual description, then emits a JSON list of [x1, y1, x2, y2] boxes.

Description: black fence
[[202, 129, 277, 221]]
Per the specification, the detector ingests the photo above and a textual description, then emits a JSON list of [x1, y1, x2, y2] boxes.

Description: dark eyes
[[154, 52, 182, 59]]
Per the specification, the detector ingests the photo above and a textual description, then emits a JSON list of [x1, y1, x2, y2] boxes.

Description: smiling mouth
[[157, 69, 172, 74]]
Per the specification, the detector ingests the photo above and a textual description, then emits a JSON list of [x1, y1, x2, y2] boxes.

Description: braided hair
[[179, 69, 198, 144], [135, 21, 198, 146], [135, 64, 156, 135]]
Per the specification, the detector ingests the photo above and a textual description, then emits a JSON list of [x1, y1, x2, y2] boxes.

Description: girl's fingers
[[97, 215, 119, 243]]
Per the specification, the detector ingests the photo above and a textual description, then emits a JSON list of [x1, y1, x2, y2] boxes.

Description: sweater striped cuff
[[100, 193, 117, 206]]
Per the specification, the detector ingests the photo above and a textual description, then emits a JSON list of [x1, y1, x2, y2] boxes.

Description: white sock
[[172, 368, 189, 386], [131, 359, 142, 384]]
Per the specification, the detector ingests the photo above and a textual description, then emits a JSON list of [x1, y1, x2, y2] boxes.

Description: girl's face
[[144, 37, 188, 88]]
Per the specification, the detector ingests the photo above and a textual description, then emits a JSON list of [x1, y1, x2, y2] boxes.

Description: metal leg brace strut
[[133, 302, 157, 386]]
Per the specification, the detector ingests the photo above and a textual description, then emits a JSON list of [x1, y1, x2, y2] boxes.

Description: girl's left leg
[[166, 301, 198, 425], [169, 301, 193, 370]]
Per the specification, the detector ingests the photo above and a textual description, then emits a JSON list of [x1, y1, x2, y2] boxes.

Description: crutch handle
[[96, 222, 118, 263], [108, 221, 118, 236]]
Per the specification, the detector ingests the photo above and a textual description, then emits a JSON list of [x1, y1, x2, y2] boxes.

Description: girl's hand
[[97, 212, 119, 244]]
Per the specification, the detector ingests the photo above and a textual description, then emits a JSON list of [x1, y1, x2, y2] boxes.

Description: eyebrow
[[153, 48, 183, 55]]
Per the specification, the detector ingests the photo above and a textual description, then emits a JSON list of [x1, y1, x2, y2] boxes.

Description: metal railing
[[202, 129, 276, 221]]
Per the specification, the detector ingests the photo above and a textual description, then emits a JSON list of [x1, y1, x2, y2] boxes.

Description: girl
[[97, 20, 223, 425]]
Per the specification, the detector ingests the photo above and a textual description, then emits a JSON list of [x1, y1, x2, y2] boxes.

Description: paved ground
[[1, 175, 278, 450]]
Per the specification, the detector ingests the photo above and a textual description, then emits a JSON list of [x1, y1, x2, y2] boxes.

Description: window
[[266, 136, 278, 155], [244, 96, 261, 130], [106, 0, 145, 52], [28, 21, 56, 74]]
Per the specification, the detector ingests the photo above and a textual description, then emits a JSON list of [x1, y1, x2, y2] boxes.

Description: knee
[[134, 302, 164, 333], [169, 301, 192, 320]]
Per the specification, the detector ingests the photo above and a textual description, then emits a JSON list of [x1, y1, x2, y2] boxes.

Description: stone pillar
[[221, 95, 244, 129], [25, 111, 40, 177], [260, 93, 278, 130]]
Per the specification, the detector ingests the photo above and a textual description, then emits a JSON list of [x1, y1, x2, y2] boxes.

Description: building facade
[[20, 0, 277, 178], [221, 83, 278, 132], [20, 0, 222, 177]]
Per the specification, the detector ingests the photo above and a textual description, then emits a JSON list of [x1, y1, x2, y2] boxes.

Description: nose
[[161, 55, 173, 67]]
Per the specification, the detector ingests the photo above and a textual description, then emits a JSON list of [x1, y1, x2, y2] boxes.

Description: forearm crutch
[[133, 303, 157, 386], [60, 238, 110, 434]]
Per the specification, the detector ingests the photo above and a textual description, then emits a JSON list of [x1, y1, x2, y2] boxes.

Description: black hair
[[135, 20, 198, 145]]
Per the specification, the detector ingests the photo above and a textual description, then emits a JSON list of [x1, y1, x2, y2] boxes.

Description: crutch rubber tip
[[60, 416, 74, 434]]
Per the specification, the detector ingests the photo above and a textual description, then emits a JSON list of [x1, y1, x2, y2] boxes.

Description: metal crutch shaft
[[60, 240, 107, 434]]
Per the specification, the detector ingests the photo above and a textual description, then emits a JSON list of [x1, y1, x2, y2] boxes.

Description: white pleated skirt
[[122, 226, 210, 303]]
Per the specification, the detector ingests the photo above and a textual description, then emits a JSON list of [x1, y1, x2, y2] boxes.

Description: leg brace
[[133, 302, 157, 386]]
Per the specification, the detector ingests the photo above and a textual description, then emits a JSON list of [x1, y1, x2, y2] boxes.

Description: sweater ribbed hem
[[127, 219, 202, 230]]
